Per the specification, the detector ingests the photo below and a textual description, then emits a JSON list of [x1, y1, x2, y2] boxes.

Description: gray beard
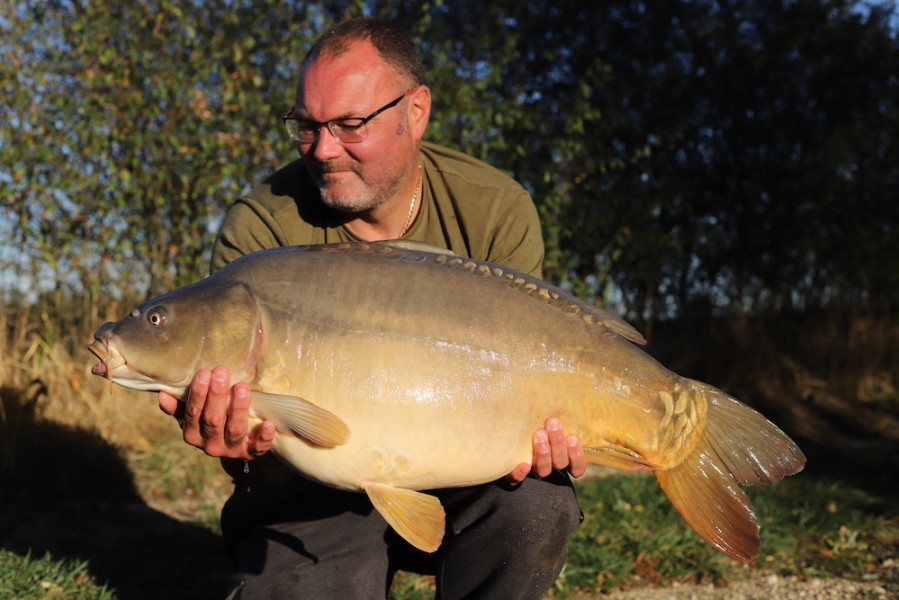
[[317, 165, 411, 216]]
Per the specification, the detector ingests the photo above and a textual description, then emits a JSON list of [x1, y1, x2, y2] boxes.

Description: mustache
[[316, 161, 358, 174]]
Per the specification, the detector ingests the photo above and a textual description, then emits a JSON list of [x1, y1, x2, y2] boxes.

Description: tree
[[394, 0, 899, 316], [1, 0, 327, 312]]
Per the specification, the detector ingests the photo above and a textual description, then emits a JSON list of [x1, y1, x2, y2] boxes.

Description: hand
[[507, 417, 587, 484], [157, 365, 276, 461]]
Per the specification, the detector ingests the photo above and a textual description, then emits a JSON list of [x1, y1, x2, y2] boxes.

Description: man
[[159, 17, 587, 599]]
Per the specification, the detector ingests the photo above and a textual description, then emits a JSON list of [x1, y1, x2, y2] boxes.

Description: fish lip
[[87, 338, 124, 379]]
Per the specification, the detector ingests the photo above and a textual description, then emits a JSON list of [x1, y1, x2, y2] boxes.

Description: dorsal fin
[[427, 252, 647, 346]]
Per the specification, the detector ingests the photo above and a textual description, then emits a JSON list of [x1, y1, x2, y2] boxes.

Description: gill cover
[[112, 278, 261, 387]]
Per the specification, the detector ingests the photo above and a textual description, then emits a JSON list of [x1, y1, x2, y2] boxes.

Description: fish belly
[[252, 326, 676, 492]]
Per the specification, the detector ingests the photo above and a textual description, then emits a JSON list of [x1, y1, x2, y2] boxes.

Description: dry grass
[[1, 304, 236, 598], [0, 300, 235, 506]]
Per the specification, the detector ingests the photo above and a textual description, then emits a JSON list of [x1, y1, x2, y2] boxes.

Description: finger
[[505, 462, 532, 485], [546, 418, 569, 470], [532, 428, 553, 478], [158, 391, 180, 417], [224, 382, 251, 449], [566, 435, 588, 478], [200, 367, 231, 456], [181, 370, 212, 446], [247, 420, 277, 459]]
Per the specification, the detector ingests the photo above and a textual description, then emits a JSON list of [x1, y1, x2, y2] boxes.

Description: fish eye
[[147, 308, 167, 327]]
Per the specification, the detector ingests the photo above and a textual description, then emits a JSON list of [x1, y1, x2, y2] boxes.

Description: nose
[[306, 125, 344, 161]]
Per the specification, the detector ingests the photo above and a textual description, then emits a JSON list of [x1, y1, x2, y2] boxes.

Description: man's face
[[293, 41, 423, 215]]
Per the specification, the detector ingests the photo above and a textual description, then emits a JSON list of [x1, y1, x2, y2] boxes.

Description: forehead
[[296, 41, 401, 119]]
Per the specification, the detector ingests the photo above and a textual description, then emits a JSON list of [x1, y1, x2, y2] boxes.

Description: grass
[[384, 470, 899, 599], [121, 435, 232, 530], [17, 430, 897, 600], [0, 550, 115, 600], [558, 472, 898, 596]]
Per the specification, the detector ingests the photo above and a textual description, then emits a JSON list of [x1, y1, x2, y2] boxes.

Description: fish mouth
[[91, 360, 108, 377], [87, 338, 124, 380], [86, 334, 185, 396]]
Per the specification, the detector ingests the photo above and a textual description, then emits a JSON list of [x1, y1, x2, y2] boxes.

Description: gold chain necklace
[[398, 163, 422, 237]]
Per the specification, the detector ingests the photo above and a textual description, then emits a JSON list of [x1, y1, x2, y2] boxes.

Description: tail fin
[[655, 380, 806, 562]]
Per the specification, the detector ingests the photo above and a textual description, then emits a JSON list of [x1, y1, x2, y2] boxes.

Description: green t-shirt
[[211, 141, 544, 277]]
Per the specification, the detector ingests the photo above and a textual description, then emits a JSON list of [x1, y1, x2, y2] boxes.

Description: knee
[[495, 472, 582, 537]]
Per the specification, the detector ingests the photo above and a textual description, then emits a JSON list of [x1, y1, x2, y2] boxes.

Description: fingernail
[[196, 371, 210, 385], [547, 418, 561, 431], [534, 430, 549, 453]]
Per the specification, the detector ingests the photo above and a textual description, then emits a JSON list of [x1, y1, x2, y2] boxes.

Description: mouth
[[318, 171, 352, 186], [91, 360, 108, 377], [87, 338, 122, 380], [316, 162, 361, 182]]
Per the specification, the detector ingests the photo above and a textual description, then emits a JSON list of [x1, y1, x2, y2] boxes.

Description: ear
[[407, 85, 431, 140]]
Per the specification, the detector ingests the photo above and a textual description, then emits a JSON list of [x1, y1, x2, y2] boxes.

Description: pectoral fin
[[363, 482, 445, 553], [251, 391, 350, 447]]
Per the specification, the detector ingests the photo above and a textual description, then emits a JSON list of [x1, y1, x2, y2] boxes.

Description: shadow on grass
[[0, 416, 233, 599]]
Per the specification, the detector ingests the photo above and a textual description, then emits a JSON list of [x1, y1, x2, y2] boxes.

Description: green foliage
[[1, 0, 326, 298], [123, 435, 231, 532]]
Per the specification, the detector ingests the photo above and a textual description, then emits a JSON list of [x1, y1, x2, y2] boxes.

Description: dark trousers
[[221, 472, 581, 599]]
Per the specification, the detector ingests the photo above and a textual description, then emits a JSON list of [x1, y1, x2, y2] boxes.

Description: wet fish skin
[[88, 241, 806, 559]]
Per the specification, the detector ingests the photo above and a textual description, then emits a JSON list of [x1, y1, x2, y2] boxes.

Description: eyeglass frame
[[282, 88, 418, 144]]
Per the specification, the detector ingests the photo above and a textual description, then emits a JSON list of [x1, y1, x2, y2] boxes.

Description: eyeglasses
[[283, 89, 416, 144]]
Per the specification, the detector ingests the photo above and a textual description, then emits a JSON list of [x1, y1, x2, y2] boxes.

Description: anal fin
[[363, 482, 445, 553], [251, 391, 350, 447]]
